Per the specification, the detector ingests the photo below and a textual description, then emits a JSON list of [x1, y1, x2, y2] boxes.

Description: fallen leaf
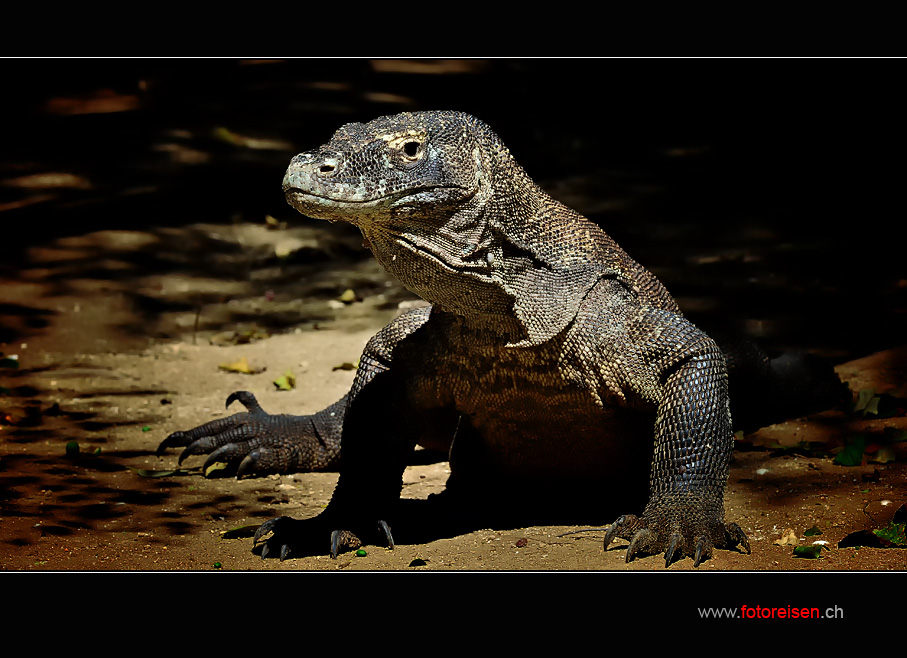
[[220, 525, 261, 539], [774, 528, 799, 546], [210, 329, 270, 346], [793, 545, 824, 559], [853, 388, 875, 414], [833, 434, 866, 467], [204, 461, 229, 477], [872, 522, 907, 547], [265, 215, 285, 230], [338, 289, 359, 304], [869, 445, 896, 464], [128, 466, 184, 478], [273, 370, 296, 390], [219, 356, 264, 375]]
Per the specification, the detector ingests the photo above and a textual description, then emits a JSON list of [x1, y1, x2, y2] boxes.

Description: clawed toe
[[253, 516, 395, 561], [329, 520, 394, 558], [664, 531, 683, 567], [726, 521, 752, 555], [253, 516, 304, 561], [330, 529, 361, 558]]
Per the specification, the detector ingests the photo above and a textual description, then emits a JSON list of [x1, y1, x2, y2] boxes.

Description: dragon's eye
[[401, 140, 423, 161], [387, 133, 427, 168]]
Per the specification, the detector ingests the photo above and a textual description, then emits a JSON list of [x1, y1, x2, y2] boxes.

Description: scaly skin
[[159, 111, 752, 566]]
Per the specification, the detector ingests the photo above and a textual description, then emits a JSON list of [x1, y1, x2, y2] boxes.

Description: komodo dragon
[[159, 110, 756, 567]]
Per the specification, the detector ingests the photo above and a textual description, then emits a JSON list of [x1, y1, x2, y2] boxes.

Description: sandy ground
[[1, 222, 905, 574]]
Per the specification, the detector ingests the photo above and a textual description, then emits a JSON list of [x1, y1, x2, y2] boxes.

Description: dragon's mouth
[[285, 184, 472, 209], [284, 188, 383, 208]]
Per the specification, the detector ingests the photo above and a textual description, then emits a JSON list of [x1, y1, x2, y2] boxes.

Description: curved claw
[[178, 442, 208, 466], [254, 518, 277, 544], [236, 452, 258, 479], [625, 528, 652, 563], [727, 522, 752, 555], [378, 519, 395, 550], [603, 515, 628, 551], [226, 390, 264, 413], [156, 432, 185, 456], [254, 516, 304, 561], [664, 531, 683, 567], [202, 444, 238, 475], [693, 536, 710, 567]]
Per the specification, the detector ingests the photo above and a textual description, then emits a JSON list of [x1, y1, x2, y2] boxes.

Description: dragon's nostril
[[319, 157, 340, 175]]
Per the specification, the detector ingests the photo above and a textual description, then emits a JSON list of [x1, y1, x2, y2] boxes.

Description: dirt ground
[[1, 222, 905, 573]]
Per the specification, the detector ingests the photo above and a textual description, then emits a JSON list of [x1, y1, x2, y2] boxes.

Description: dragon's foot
[[157, 391, 333, 477], [252, 515, 395, 561], [604, 494, 750, 567]]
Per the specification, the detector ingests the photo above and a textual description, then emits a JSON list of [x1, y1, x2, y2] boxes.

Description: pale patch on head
[[378, 129, 427, 143]]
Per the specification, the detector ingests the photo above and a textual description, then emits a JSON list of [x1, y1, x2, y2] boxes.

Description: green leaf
[[793, 545, 824, 559], [0, 357, 20, 369], [274, 369, 296, 390], [204, 461, 228, 477], [128, 466, 183, 478], [872, 522, 907, 547], [834, 435, 866, 466], [65, 440, 79, 457], [851, 389, 907, 418], [803, 526, 822, 537], [220, 525, 261, 540]]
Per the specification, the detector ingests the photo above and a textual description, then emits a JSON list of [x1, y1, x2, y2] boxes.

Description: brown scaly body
[[159, 110, 751, 566]]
